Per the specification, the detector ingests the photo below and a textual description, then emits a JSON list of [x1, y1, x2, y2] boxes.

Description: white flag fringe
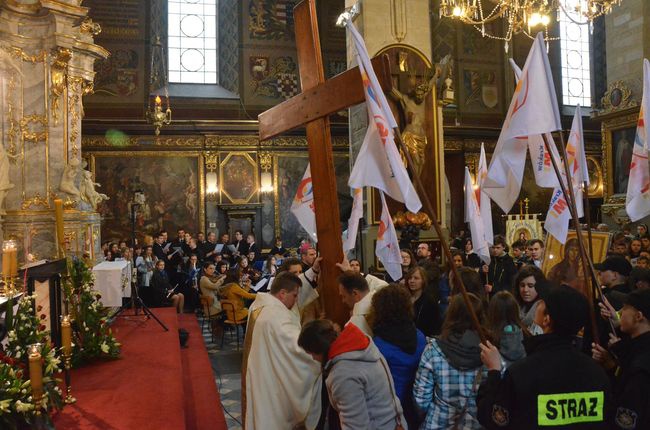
[[626, 59, 650, 222], [544, 105, 587, 243], [343, 188, 364, 252], [484, 34, 563, 213], [478, 143, 494, 245], [346, 22, 422, 213], [376, 192, 402, 281], [290, 163, 318, 242], [465, 168, 491, 265]]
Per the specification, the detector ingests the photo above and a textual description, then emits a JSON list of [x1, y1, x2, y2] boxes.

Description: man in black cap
[[592, 289, 650, 430], [595, 256, 633, 310], [477, 285, 612, 429]]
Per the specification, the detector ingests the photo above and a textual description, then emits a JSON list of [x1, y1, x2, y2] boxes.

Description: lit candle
[[1, 248, 9, 278], [54, 199, 64, 252], [28, 344, 43, 405], [61, 316, 72, 356], [155, 95, 162, 108], [9, 248, 17, 277]]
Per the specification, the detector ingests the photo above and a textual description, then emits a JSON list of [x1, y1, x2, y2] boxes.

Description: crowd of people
[[101, 225, 650, 429], [240, 228, 650, 430]]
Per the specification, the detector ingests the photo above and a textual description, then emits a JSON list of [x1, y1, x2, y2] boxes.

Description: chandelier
[[145, 37, 172, 136], [439, 0, 623, 45]]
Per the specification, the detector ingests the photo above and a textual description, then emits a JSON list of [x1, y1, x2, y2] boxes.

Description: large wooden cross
[[258, 0, 392, 325]]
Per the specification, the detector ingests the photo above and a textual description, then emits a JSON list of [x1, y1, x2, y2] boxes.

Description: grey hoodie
[[325, 324, 407, 430]]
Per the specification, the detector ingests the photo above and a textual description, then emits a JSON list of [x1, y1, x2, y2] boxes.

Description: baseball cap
[[594, 256, 632, 277], [538, 285, 589, 336], [624, 289, 650, 320]]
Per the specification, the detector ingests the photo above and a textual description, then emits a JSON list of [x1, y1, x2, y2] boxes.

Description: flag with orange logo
[[626, 59, 650, 222], [465, 168, 491, 265], [347, 22, 422, 213], [484, 34, 563, 213], [544, 105, 587, 243], [375, 191, 402, 281], [343, 188, 364, 252], [290, 163, 318, 241]]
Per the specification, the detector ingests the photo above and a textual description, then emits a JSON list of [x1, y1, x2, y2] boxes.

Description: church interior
[[1, 0, 650, 429]]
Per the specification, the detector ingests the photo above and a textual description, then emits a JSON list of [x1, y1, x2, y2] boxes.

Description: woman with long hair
[[463, 238, 482, 271], [262, 255, 277, 277], [405, 266, 441, 337], [413, 293, 486, 429], [548, 238, 584, 292], [369, 284, 427, 429], [513, 265, 546, 334], [485, 291, 530, 367]]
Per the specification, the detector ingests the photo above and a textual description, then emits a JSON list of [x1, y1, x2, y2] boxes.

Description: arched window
[[168, 0, 218, 84], [558, 3, 592, 108]]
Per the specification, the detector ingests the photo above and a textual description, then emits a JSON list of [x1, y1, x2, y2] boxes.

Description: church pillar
[[0, 0, 108, 263], [345, 0, 448, 268]]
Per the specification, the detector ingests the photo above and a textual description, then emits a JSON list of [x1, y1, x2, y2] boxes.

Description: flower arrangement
[[63, 258, 121, 367], [1, 295, 63, 429]]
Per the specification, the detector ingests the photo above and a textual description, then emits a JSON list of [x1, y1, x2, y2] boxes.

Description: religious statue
[[59, 157, 81, 198], [79, 169, 109, 210], [0, 142, 16, 215], [389, 54, 452, 177]]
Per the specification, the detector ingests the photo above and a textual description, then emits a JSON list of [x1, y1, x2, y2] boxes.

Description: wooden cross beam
[[258, 0, 392, 325]]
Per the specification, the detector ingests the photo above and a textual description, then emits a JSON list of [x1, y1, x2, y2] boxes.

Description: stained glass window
[[559, 3, 592, 108], [168, 0, 217, 84]]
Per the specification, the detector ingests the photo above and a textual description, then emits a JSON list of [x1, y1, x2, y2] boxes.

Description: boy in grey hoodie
[[298, 320, 407, 430]]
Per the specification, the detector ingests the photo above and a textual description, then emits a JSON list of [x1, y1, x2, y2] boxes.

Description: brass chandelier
[[439, 0, 623, 46]]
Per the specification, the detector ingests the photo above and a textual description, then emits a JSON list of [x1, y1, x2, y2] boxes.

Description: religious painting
[[505, 214, 544, 246], [247, 0, 296, 41], [92, 153, 204, 243], [89, 47, 142, 100], [542, 231, 610, 296], [460, 65, 502, 113], [219, 152, 259, 204], [274, 153, 350, 248], [601, 108, 639, 198]]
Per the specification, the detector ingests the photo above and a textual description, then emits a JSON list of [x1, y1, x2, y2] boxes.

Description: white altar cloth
[[92, 261, 132, 307]]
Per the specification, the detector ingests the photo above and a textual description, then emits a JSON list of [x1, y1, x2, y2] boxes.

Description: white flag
[[290, 163, 318, 242], [376, 192, 402, 281], [478, 143, 494, 245], [465, 168, 491, 265], [343, 188, 364, 252], [347, 22, 422, 213], [626, 60, 650, 221], [484, 33, 563, 213], [544, 106, 587, 243]]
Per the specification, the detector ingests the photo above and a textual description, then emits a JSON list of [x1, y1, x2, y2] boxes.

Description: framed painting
[[91, 152, 204, 243], [273, 152, 350, 248], [601, 108, 639, 198], [542, 230, 611, 296], [219, 151, 259, 204]]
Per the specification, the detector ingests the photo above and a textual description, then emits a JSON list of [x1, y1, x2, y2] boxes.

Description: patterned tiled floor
[[200, 317, 244, 430]]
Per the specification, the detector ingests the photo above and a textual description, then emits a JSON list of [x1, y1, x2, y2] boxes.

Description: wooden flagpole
[[393, 129, 487, 343], [541, 133, 601, 341]]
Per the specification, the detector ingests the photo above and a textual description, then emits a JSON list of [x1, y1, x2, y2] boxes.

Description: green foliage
[[64, 258, 121, 367], [2, 295, 63, 429]]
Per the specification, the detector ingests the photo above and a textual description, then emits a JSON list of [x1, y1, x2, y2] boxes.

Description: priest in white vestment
[[338, 271, 375, 336], [243, 271, 322, 430]]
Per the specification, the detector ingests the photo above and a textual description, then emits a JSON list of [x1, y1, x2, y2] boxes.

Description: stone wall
[[605, 0, 644, 99]]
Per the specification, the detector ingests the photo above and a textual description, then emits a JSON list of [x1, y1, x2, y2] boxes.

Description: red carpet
[[53, 309, 226, 430], [179, 313, 227, 430]]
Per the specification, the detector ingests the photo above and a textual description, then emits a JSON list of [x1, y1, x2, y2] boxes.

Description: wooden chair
[[200, 295, 222, 343], [219, 300, 247, 351]]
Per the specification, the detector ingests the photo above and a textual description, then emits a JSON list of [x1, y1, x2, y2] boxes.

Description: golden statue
[[389, 55, 453, 176]]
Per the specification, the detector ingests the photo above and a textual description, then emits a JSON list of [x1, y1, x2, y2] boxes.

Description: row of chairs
[[199, 296, 246, 350]]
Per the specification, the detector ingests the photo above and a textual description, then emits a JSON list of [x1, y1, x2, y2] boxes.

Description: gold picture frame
[[601, 107, 639, 199], [218, 151, 259, 204], [542, 230, 611, 296]]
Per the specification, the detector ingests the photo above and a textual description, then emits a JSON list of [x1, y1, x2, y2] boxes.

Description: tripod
[[113, 201, 168, 331]]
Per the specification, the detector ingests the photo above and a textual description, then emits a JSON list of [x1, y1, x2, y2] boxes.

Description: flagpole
[[542, 132, 600, 342], [583, 182, 594, 261], [393, 128, 487, 343]]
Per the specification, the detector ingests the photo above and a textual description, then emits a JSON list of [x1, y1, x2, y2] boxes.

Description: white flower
[[0, 399, 11, 413], [100, 342, 109, 354], [14, 400, 33, 412]]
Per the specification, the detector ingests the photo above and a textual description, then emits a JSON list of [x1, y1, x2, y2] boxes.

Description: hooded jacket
[[325, 323, 405, 430], [477, 333, 612, 430]]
